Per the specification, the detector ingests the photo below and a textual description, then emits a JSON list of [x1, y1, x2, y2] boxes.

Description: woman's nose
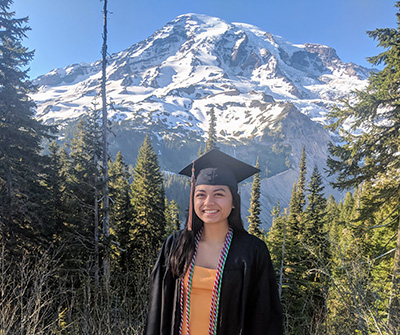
[[204, 195, 214, 205]]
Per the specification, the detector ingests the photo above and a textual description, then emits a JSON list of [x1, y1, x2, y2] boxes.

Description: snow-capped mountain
[[32, 13, 370, 228]]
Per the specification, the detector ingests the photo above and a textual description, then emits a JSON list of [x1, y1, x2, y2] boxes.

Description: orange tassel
[[187, 161, 195, 231]]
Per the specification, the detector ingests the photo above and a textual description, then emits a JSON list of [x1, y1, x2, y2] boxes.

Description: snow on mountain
[[33, 13, 368, 134], [31, 13, 370, 228]]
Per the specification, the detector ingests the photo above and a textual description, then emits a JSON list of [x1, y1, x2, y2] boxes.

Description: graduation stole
[[179, 227, 233, 335]]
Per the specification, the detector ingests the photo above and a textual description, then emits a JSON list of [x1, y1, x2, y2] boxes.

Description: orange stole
[[181, 265, 217, 335]]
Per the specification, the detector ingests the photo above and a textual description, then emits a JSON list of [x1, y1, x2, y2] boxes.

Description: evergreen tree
[[67, 112, 102, 231], [41, 141, 68, 246], [204, 107, 218, 153], [303, 166, 327, 244], [108, 151, 133, 274], [339, 191, 355, 226], [286, 145, 307, 237], [267, 202, 288, 299], [65, 108, 103, 285], [326, 185, 393, 334], [268, 202, 283, 264], [280, 147, 309, 334], [325, 194, 341, 248], [57, 147, 72, 231], [0, 0, 54, 255], [296, 145, 307, 213], [164, 198, 181, 239], [302, 166, 329, 332], [326, 4, 400, 329], [248, 158, 263, 239], [163, 172, 190, 220], [130, 135, 166, 268]]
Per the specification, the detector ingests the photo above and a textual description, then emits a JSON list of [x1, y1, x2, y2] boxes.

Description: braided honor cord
[[209, 227, 233, 334], [179, 227, 233, 335]]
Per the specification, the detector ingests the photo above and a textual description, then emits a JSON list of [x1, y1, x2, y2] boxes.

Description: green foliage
[[0, 0, 55, 255], [324, 185, 398, 334], [286, 145, 307, 237], [266, 202, 288, 302], [326, 3, 400, 332], [280, 148, 313, 334], [66, 108, 102, 237], [109, 151, 133, 273], [130, 134, 166, 268], [203, 107, 218, 153], [2, 2, 400, 333], [302, 166, 329, 331], [303, 166, 327, 243], [267, 202, 284, 265], [269, 149, 331, 334], [326, 2, 400, 209], [40, 141, 68, 246], [164, 198, 181, 239], [247, 158, 264, 239]]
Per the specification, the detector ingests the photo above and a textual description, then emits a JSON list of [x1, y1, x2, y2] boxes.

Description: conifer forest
[[0, 0, 400, 334]]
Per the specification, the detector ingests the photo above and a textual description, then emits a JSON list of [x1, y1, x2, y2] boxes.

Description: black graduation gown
[[144, 231, 283, 335]]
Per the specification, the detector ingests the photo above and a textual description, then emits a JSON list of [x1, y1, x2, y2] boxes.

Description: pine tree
[[67, 112, 102, 228], [303, 166, 327, 244], [281, 147, 309, 334], [0, 0, 54, 255], [302, 166, 329, 332], [267, 202, 288, 299], [58, 146, 72, 228], [325, 4, 400, 330], [130, 135, 166, 269], [286, 145, 307, 236], [164, 198, 180, 239], [65, 107, 103, 285], [248, 158, 263, 239], [204, 107, 218, 153], [108, 151, 132, 274], [296, 145, 307, 213], [268, 202, 282, 262], [326, 185, 393, 334], [163, 172, 190, 218], [325, 194, 341, 250], [339, 191, 355, 226], [324, 194, 362, 334], [41, 141, 68, 246]]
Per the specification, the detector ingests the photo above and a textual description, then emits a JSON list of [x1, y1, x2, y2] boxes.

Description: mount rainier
[[32, 13, 370, 227]]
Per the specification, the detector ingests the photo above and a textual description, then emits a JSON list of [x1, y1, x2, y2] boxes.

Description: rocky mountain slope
[[31, 13, 370, 228]]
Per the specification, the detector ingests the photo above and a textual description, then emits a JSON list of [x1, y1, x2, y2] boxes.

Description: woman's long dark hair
[[169, 186, 245, 278]]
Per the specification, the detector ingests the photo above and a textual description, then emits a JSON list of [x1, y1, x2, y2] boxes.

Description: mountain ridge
[[31, 13, 369, 228]]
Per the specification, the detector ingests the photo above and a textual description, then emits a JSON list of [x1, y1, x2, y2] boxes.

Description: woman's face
[[194, 184, 233, 227]]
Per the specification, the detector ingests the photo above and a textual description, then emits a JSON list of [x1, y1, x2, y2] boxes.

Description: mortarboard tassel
[[187, 161, 195, 231]]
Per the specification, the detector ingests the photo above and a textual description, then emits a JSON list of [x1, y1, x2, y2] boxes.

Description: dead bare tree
[[101, 0, 111, 297]]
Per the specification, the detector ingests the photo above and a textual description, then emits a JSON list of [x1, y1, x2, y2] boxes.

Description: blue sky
[[12, 0, 397, 79]]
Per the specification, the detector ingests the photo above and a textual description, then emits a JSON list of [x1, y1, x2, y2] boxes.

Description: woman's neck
[[195, 222, 230, 269], [201, 221, 229, 244]]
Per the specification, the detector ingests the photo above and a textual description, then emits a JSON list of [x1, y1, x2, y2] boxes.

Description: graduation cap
[[178, 148, 260, 230]]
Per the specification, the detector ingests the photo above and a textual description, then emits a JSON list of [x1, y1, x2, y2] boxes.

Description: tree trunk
[[387, 214, 400, 334], [279, 219, 287, 299], [101, 0, 110, 295], [94, 170, 100, 289]]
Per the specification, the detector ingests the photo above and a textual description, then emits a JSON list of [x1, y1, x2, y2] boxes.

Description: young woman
[[145, 149, 283, 335]]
